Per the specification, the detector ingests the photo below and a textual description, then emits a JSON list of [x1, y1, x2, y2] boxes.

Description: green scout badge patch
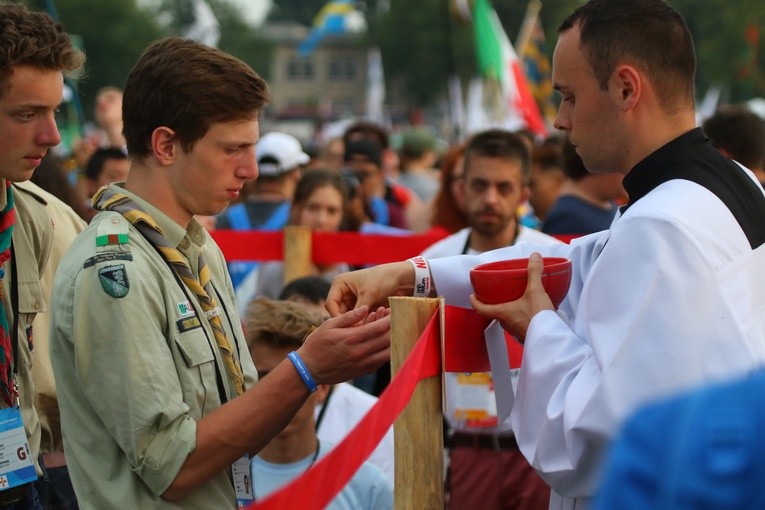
[[98, 264, 130, 298]]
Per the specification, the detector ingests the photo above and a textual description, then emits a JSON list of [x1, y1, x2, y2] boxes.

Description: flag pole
[[515, 0, 542, 57]]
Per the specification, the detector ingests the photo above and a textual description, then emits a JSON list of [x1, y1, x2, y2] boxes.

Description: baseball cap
[[256, 132, 310, 176], [400, 127, 437, 158], [343, 138, 383, 167]]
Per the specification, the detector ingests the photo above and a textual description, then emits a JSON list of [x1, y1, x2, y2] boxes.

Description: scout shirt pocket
[[15, 280, 45, 341], [174, 318, 214, 367], [172, 301, 223, 414]]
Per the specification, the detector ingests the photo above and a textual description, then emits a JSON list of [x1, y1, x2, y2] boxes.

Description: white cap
[[256, 132, 310, 176]]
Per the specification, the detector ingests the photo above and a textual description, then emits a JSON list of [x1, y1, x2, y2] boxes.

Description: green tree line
[[14, 0, 765, 123]]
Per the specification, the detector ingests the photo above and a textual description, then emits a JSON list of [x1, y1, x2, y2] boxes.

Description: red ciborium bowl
[[469, 257, 572, 307]]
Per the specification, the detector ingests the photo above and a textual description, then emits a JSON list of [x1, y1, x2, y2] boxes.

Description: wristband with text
[[407, 256, 431, 298], [287, 351, 318, 393]]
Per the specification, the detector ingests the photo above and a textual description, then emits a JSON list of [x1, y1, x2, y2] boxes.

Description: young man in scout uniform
[[0, 4, 84, 507], [50, 37, 390, 509]]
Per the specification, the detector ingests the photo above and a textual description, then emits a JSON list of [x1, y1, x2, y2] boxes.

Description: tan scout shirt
[[2, 181, 54, 475], [16, 181, 87, 455], [50, 184, 257, 509]]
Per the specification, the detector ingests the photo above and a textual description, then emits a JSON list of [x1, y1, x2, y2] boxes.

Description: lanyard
[[9, 244, 19, 405]]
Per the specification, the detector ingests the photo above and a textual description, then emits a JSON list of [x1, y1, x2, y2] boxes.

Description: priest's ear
[[612, 64, 641, 112]]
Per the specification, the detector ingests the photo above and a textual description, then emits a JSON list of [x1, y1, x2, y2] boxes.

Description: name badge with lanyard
[[0, 249, 37, 495]]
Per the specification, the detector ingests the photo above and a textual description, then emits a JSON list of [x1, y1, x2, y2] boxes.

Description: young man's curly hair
[[0, 2, 84, 98], [245, 297, 326, 351]]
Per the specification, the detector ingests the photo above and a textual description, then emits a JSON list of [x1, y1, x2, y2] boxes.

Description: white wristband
[[407, 256, 431, 298]]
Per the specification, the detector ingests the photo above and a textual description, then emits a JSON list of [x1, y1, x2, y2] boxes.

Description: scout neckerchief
[[0, 182, 16, 406], [92, 187, 246, 396]]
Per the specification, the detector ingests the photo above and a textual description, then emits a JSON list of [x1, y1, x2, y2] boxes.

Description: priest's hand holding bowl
[[469, 252, 572, 342]]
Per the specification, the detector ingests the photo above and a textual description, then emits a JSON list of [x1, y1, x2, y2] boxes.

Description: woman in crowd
[[429, 143, 468, 235], [255, 169, 351, 299]]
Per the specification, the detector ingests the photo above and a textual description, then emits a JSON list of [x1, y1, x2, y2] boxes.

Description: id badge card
[[233, 455, 254, 508], [0, 407, 37, 490], [453, 373, 498, 428]]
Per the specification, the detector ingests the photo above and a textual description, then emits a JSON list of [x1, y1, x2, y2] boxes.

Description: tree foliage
[[267, 0, 327, 26], [204, 0, 274, 81], [375, 0, 474, 110], [373, 0, 765, 112], [28, 0, 164, 116], [20, 0, 765, 121], [23, 0, 273, 120], [150, 0, 274, 82]]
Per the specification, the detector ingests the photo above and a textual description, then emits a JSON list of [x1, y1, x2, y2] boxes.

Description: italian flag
[[473, 0, 548, 136]]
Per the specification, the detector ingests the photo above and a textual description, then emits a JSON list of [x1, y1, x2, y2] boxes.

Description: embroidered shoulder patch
[[98, 264, 130, 298], [84, 252, 133, 268]]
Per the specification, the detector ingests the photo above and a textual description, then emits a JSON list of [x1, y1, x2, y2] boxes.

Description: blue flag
[[298, 0, 357, 55]]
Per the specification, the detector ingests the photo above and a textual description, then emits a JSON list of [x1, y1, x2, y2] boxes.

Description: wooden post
[[283, 225, 313, 285], [390, 297, 444, 510]]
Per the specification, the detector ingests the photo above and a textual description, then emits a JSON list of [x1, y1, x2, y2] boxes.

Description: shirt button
[[34, 300, 40, 311]]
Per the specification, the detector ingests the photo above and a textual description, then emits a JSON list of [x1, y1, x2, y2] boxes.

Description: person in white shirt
[[422, 129, 560, 510], [279, 276, 396, 486], [246, 297, 392, 508], [324, 1, 765, 508]]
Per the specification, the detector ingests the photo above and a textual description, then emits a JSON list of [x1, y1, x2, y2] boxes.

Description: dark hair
[[702, 106, 765, 170], [431, 144, 468, 233], [0, 3, 84, 99], [559, 0, 695, 113], [31, 153, 87, 218], [463, 129, 531, 182], [289, 169, 349, 225], [343, 121, 390, 149], [122, 37, 270, 158], [561, 139, 589, 180], [344, 138, 383, 167], [84, 148, 128, 180], [532, 139, 564, 174], [278, 275, 331, 304]]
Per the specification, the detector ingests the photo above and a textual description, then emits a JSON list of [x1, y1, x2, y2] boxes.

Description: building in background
[[261, 22, 368, 121]]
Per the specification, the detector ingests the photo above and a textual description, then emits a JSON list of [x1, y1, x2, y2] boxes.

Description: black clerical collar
[[620, 126, 765, 249], [622, 128, 706, 209]]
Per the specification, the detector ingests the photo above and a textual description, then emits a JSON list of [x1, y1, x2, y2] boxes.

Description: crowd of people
[[1, 0, 764, 509]]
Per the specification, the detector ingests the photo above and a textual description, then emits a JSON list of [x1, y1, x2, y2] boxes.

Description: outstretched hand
[[297, 305, 391, 385], [326, 261, 414, 316], [470, 252, 554, 342]]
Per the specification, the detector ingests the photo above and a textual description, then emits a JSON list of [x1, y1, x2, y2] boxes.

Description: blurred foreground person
[[246, 298, 393, 508], [597, 368, 765, 510]]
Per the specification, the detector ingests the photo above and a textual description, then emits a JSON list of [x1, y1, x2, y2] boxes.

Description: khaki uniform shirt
[[50, 184, 257, 509], [2, 181, 54, 474], [17, 181, 86, 455]]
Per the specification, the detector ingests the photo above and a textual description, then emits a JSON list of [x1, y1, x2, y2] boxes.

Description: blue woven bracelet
[[287, 351, 318, 393]]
